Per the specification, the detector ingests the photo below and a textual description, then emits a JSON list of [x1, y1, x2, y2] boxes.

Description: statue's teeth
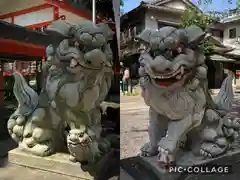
[[181, 66, 184, 75], [70, 59, 78, 68], [176, 75, 182, 79]]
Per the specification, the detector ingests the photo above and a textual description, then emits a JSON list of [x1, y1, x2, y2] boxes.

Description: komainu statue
[[137, 25, 240, 167], [7, 20, 114, 164]]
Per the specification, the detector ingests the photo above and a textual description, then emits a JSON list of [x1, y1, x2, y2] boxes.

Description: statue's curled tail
[[12, 72, 39, 117], [214, 74, 234, 113]]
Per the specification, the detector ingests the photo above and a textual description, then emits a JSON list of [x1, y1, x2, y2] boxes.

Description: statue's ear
[[96, 23, 114, 41], [185, 25, 206, 48], [135, 28, 153, 44], [45, 20, 71, 37]]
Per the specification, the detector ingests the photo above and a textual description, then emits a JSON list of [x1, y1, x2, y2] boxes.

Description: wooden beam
[[25, 21, 53, 28], [0, 38, 46, 57]]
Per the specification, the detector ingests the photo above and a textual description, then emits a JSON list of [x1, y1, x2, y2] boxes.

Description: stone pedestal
[[138, 147, 240, 180], [8, 148, 93, 179], [8, 148, 115, 180]]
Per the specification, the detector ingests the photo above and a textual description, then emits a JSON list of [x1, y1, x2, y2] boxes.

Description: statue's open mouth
[[67, 138, 80, 146], [152, 66, 187, 87]]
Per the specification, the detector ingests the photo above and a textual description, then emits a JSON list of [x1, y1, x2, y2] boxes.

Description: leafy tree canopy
[[197, 0, 240, 17], [120, 0, 124, 6], [180, 7, 216, 54]]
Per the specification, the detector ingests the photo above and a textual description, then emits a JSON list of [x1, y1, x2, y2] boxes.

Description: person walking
[[129, 62, 139, 94], [122, 67, 130, 95]]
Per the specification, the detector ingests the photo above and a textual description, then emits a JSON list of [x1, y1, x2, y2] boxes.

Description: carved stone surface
[[137, 25, 240, 171], [7, 20, 114, 165]]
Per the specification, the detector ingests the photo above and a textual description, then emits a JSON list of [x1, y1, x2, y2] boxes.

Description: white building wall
[[2, 17, 11, 23], [223, 22, 240, 48], [14, 7, 54, 26]]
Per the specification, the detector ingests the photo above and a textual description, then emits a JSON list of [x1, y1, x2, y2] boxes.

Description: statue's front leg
[[157, 110, 205, 166], [140, 108, 168, 157]]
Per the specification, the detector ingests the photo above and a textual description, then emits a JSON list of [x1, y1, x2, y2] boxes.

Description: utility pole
[[113, 0, 120, 55], [92, 0, 96, 24]]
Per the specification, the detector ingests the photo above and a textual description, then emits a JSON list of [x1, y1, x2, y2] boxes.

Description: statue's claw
[[200, 141, 228, 158], [7, 115, 26, 142], [223, 115, 240, 138], [157, 147, 174, 168], [140, 142, 158, 157], [69, 155, 77, 162]]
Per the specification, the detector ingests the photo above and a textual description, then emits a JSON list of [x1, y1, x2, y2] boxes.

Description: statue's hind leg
[[21, 108, 55, 157]]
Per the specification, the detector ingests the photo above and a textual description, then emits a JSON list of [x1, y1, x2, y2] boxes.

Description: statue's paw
[[69, 155, 77, 163], [23, 137, 36, 148], [8, 117, 25, 142], [30, 142, 53, 157], [200, 141, 228, 158], [157, 147, 175, 168], [158, 137, 176, 153], [8, 115, 26, 132], [12, 125, 24, 138], [139, 142, 158, 157]]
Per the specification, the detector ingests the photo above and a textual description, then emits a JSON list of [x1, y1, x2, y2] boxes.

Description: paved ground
[[120, 95, 149, 159]]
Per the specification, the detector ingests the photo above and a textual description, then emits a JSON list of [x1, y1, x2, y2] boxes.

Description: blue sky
[[122, 0, 238, 13]]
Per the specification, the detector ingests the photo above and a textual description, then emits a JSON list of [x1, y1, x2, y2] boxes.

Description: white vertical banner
[[112, 0, 120, 56], [92, 0, 96, 24]]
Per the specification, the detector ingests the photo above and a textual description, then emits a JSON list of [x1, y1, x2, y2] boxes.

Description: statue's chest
[[145, 87, 196, 120]]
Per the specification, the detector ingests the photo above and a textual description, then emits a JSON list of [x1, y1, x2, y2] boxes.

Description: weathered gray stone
[[137, 25, 240, 178], [8, 148, 115, 179], [7, 19, 115, 170]]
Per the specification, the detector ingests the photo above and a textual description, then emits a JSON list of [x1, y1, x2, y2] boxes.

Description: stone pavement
[[120, 95, 148, 113]]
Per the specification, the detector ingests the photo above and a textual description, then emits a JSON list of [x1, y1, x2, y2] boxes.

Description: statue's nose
[[69, 134, 78, 142], [150, 56, 172, 73]]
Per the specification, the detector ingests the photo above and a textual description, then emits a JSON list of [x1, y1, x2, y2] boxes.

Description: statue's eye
[[79, 133, 84, 137]]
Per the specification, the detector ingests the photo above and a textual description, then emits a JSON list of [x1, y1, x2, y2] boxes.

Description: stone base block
[[138, 147, 240, 180], [9, 148, 110, 180]]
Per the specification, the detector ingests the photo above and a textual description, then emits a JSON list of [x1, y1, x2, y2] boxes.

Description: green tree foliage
[[120, 0, 124, 6], [197, 0, 240, 7], [180, 7, 216, 54], [197, 0, 240, 17]]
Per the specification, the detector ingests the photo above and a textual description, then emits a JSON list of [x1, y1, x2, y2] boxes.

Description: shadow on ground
[[120, 156, 159, 180]]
